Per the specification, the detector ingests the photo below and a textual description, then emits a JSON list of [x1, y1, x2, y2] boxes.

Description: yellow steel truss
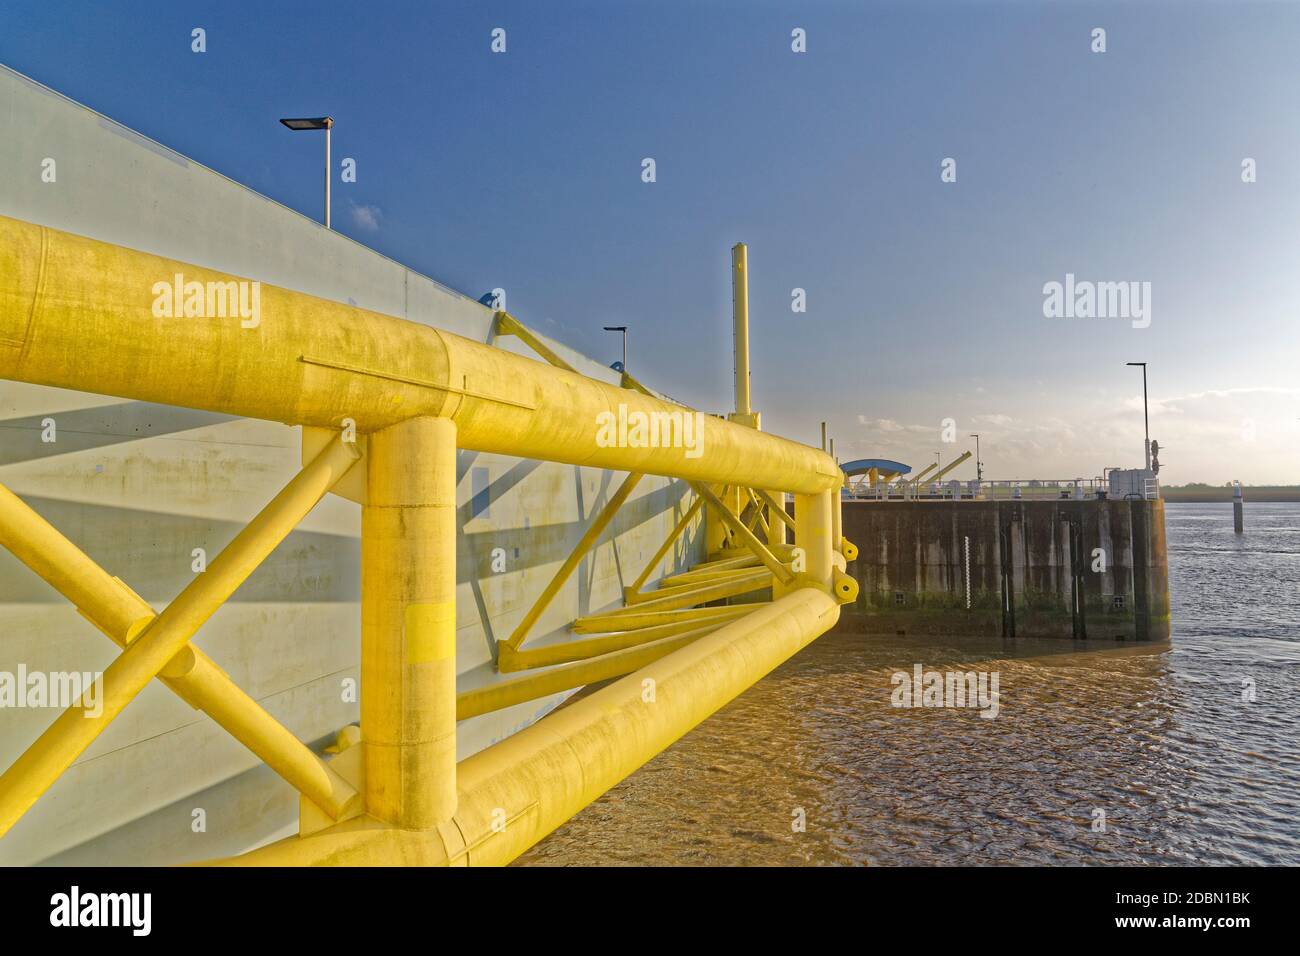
[[0, 214, 856, 865]]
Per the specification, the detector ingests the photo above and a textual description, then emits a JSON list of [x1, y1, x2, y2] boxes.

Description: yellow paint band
[[405, 602, 456, 663]]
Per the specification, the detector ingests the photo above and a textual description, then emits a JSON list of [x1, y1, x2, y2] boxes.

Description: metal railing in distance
[[848, 477, 1160, 502]]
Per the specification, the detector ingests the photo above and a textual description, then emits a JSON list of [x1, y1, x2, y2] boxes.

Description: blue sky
[[2, 0, 1298, 483]]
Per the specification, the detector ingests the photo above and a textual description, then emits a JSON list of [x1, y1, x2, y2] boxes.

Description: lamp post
[[1126, 362, 1150, 470], [969, 433, 982, 480], [279, 116, 334, 228], [602, 326, 627, 372]]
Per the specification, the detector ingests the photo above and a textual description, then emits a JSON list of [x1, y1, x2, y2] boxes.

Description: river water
[[516, 502, 1300, 866]]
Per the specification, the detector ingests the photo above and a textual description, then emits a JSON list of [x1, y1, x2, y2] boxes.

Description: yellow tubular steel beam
[[225, 586, 840, 866], [832, 488, 843, 552], [0, 434, 361, 838], [0, 216, 840, 495], [794, 491, 834, 585], [494, 311, 577, 373], [459, 623, 734, 719], [667, 551, 761, 578], [571, 604, 753, 634], [693, 482, 793, 585], [746, 488, 772, 539], [0, 482, 360, 821], [503, 470, 643, 653], [626, 494, 704, 597], [658, 558, 763, 589], [742, 491, 761, 532], [910, 462, 938, 486], [619, 370, 654, 395], [625, 564, 775, 605], [496, 618, 734, 673], [929, 450, 972, 484], [362, 417, 457, 829], [733, 243, 751, 417], [576, 569, 772, 621], [753, 488, 795, 534]]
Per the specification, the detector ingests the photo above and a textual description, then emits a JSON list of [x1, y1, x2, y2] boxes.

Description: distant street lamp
[[969, 433, 982, 480], [1126, 362, 1150, 470], [279, 116, 334, 228], [603, 325, 628, 372]]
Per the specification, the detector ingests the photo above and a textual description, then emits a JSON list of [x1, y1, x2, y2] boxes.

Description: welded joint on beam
[[692, 482, 794, 586]]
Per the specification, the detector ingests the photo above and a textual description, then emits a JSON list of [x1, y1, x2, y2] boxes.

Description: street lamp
[[1126, 362, 1150, 470], [279, 116, 334, 228], [602, 326, 628, 372], [969, 433, 982, 480]]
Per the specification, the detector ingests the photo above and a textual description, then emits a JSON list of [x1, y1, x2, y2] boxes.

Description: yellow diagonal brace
[[745, 488, 771, 539], [669, 552, 761, 578], [626, 494, 704, 597], [0, 482, 360, 822], [497, 617, 736, 672], [625, 564, 770, 604], [460, 622, 738, 718], [571, 604, 753, 634], [619, 370, 654, 395], [742, 490, 764, 534], [753, 488, 795, 533], [692, 482, 794, 585], [659, 557, 762, 588], [575, 569, 772, 624], [494, 311, 578, 373], [0, 434, 361, 839], [503, 470, 643, 653]]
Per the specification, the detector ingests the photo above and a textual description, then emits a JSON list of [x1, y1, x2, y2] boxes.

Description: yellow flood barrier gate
[[0, 215, 856, 865]]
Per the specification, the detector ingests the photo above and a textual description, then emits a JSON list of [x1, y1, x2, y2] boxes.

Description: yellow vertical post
[[362, 416, 457, 829], [732, 242, 751, 418], [786, 490, 833, 598], [832, 487, 843, 554]]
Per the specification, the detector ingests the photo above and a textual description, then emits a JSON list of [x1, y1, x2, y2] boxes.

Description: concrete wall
[[837, 498, 1170, 642], [0, 65, 702, 864]]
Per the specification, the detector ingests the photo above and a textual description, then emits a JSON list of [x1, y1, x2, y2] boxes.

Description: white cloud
[[349, 202, 383, 232]]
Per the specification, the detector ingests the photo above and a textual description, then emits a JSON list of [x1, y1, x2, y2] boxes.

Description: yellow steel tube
[[571, 604, 753, 634], [503, 471, 643, 652], [228, 586, 840, 866], [732, 242, 751, 416], [0, 483, 360, 820], [929, 450, 972, 484], [693, 482, 793, 585], [657, 559, 765, 589], [362, 417, 457, 829], [753, 487, 795, 535], [832, 489, 843, 552], [496, 617, 735, 672], [459, 626, 722, 720], [624, 564, 775, 605], [0, 216, 838, 495], [910, 462, 938, 486], [0, 483, 155, 646], [665, 551, 760, 578], [495, 311, 578, 373], [746, 488, 771, 539], [791, 490, 834, 590], [626, 494, 703, 596], [577, 569, 772, 621], [0, 434, 360, 838]]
